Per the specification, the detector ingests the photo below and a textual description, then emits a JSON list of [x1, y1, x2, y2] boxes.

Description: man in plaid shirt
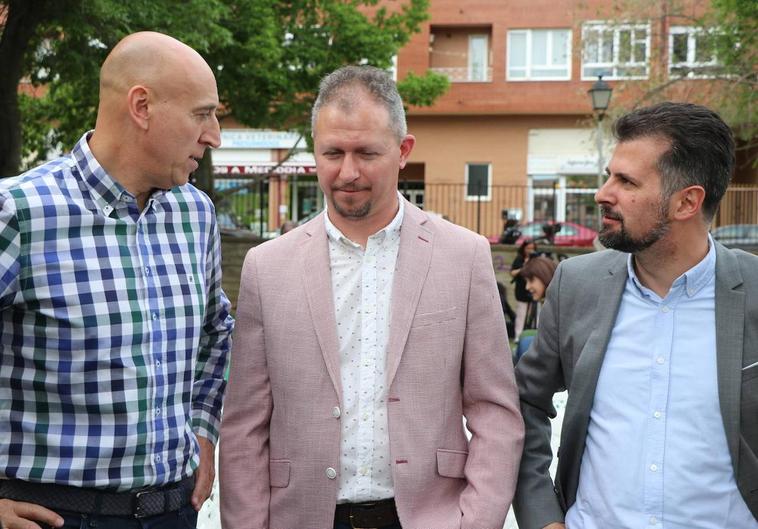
[[0, 32, 234, 529]]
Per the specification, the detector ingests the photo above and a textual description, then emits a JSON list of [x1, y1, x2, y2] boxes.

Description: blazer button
[[331, 406, 341, 418], [326, 467, 337, 479]]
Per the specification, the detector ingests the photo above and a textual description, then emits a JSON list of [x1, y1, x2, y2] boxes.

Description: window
[[468, 35, 489, 81], [669, 27, 721, 78], [465, 163, 491, 201], [582, 22, 649, 79], [507, 29, 571, 80], [429, 27, 492, 82]]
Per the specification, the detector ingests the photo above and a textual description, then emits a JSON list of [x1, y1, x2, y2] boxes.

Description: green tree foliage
[[1, 0, 448, 183]]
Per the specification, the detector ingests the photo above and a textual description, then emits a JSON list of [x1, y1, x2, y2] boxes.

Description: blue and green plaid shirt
[[0, 133, 234, 491]]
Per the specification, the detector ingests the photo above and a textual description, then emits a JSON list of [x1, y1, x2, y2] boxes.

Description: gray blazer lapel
[[385, 204, 433, 388], [302, 214, 343, 398], [561, 253, 628, 504], [714, 243, 745, 466]]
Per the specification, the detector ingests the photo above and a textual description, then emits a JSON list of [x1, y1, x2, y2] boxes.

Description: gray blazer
[[512, 243, 758, 529]]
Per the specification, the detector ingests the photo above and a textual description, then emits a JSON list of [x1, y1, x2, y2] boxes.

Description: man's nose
[[338, 153, 359, 182], [202, 115, 221, 149], [595, 176, 611, 205]]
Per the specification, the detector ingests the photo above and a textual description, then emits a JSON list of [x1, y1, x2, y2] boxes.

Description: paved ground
[[199, 392, 568, 529]]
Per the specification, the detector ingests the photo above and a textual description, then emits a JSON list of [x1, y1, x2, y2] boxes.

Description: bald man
[[0, 32, 234, 529]]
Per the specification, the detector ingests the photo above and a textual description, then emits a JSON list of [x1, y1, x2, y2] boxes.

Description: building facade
[[213, 0, 756, 237]]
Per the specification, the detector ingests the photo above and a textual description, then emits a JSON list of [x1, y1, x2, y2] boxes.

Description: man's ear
[[672, 185, 706, 221], [398, 134, 416, 169], [127, 85, 150, 130]]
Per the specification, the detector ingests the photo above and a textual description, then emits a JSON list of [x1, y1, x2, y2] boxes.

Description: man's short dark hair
[[612, 102, 735, 221]]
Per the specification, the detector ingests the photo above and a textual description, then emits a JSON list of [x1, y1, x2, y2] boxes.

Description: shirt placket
[[136, 203, 167, 480], [644, 287, 680, 527], [356, 239, 379, 496]]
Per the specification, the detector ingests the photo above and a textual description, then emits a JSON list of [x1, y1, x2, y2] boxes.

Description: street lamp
[[588, 75, 613, 229]]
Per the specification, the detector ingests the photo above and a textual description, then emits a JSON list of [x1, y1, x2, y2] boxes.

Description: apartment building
[[212, 0, 755, 236]]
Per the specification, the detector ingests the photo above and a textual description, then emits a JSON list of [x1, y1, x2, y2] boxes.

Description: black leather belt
[[0, 477, 194, 519], [334, 498, 399, 528]]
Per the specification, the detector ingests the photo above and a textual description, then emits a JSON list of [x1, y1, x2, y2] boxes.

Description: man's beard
[[331, 185, 371, 219], [598, 202, 671, 253]]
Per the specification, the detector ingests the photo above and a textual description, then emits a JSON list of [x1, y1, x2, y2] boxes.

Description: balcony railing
[[430, 66, 493, 82]]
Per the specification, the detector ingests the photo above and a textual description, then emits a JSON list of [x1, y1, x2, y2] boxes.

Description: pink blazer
[[219, 202, 524, 529]]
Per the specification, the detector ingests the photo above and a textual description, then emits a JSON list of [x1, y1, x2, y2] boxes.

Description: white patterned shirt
[[324, 195, 403, 503]]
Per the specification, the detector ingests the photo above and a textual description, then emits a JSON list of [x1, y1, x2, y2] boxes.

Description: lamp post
[[588, 75, 613, 229]]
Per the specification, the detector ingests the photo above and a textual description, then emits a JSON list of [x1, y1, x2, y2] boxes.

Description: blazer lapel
[[301, 213, 343, 398], [385, 203, 433, 388], [714, 243, 744, 466], [561, 252, 627, 505]]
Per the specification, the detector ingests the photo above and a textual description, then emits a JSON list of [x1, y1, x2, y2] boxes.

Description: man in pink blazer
[[219, 65, 524, 529]]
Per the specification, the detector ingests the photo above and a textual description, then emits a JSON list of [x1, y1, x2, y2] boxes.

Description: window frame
[[668, 26, 721, 79], [581, 21, 650, 80], [468, 34, 490, 82], [464, 163, 492, 201], [506, 28, 572, 81]]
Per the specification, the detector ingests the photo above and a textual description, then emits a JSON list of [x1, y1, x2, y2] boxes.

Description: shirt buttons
[[656, 356, 665, 365], [653, 411, 662, 419], [326, 467, 337, 479], [154, 455, 162, 462], [661, 306, 670, 313], [152, 312, 158, 320], [650, 463, 658, 472], [103, 205, 113, 215], [649, 516, 658, 525], [331, 406, 341, 419], [145, 266, 151, 275], [359, 467, 369, 476]]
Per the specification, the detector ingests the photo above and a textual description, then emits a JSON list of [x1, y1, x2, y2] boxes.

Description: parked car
[[512, 221, 597, 247], [711, 224, 758, 247]]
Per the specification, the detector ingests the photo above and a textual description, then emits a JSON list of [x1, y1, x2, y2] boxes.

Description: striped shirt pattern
[[0, 133, 233, 491]]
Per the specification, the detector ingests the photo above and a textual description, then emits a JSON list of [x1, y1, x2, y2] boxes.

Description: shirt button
[[155, 455, 161, 462], [331, 406, 341, 419], [661, 306, 670, 313], [155, 408, 161, 416], [650, 464, 658, 472], [362, 413, 369, 421], [360, 467, 368, 476], [152, 312, 158, 320], [145, 266, 151, 275], [325, 467, 337, 479], [653, 411, 662, 419], [656, 356, 665, 365], [156, 360, 161, 367], [650, 516, 658, 525]]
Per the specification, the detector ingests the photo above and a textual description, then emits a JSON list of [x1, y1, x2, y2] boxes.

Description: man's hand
[[191, 436, 216, 511], [0, 499, 63, 529], [543, 524, 566, 529]]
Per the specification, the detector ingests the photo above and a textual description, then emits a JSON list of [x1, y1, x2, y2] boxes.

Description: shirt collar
[[324, 191, 405, 246], [626, 234, 716, 299], [72, 131, 167, 215]]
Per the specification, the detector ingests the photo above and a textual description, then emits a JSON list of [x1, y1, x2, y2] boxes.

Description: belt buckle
[[134, 489, 165, 519], [348, 502, 377, 529]]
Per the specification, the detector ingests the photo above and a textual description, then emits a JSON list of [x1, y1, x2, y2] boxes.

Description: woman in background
[[510, 239, 537, 339], [520, 255, 558, 304]]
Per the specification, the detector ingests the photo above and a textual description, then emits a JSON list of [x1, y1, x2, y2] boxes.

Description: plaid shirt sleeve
[[0, 191, 20, 307], [192, 207, 233, 445]]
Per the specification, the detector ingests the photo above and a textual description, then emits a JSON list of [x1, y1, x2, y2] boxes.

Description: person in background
[[513, 102, 758, 529], [220, 64, 524, 529], [520, 256, 558, 304], [510, 239, 537, 339], [280, 220, 298, 234], [0, 32, 234, 529]]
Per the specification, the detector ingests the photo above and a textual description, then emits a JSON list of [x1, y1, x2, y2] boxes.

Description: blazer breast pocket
[[742, 362, 758, 382], [411, 307, 457, 329]]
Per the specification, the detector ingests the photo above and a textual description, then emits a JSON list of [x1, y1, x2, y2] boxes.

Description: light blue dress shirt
[[566, 239, 758, 529]]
